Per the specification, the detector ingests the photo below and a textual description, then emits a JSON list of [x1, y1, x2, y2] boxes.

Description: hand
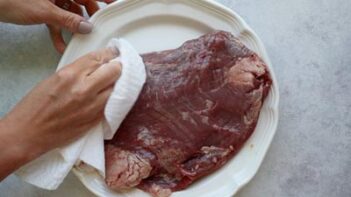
[[0, 0, 114, 53], [0, 47, 121, 180]]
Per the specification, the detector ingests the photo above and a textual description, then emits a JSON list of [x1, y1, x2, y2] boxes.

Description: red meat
[[105, 31, 272, 197]]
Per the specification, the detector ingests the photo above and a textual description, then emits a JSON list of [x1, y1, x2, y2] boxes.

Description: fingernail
[[78, 21, 93, 34]]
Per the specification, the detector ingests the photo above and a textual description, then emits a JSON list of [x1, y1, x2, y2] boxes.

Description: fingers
[[77, 86, 113, 127], [78, 86, 114, 132], [74, 0, 100, 16], [95, 85, 114, 111], [55, 0, 84, 16], [47, 0, 116, 35], [75, 113, 103, 137], [87, 61, 122, 92], [47, 0, 84, 53], [82, 86, 114, 127], [47, 25, 66, 54], [73, 47, 119, 74], [48, 1, 93, 34]]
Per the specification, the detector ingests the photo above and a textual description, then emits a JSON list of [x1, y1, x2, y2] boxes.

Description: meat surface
[[105, 31, 272, 197]]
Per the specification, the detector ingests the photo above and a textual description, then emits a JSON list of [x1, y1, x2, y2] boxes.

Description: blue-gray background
[[0, 0, 350, 196]]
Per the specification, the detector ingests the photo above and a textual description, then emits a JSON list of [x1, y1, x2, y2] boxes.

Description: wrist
[[0, 116, 45, 166]]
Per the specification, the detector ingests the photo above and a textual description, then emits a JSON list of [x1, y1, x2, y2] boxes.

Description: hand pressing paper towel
[[16, 39, 146, 190]]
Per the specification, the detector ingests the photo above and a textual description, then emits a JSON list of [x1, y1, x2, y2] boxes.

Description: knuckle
[[72, 86, 89, 99], [71, 84, 96, 105], [80, 102, 100, 116], [70, 92, 85, 104], [56, 68, 74, 82], [79, 104, 91, 115], [86, 52, 102, 63], [86, 52, 97, 59], [62, 14, 77, 29], [87, 103, 99, 114]]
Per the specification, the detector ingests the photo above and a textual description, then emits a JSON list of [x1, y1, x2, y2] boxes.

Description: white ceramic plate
[[58, 0, 279, 196]]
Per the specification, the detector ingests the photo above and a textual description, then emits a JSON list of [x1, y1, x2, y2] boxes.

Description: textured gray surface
[[0, 0, 350, 197]]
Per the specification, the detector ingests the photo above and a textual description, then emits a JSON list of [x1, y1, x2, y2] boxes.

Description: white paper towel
[[16, 39, 146, 190]]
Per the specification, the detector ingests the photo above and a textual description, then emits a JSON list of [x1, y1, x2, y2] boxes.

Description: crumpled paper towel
[[16, 39, 146, 190]]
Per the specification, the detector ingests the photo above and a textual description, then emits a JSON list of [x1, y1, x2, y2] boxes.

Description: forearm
[[0, 47, 120, 181], [0, 117, 43, 180]]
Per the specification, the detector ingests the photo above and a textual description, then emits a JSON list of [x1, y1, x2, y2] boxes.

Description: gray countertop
[[0, 0, 350, 197]]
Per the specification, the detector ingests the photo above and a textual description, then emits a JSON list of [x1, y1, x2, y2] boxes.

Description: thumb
[[49, 5, 93, 34]]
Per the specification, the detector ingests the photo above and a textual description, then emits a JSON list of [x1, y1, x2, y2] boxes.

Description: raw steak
[[105, 31, 272, 197]]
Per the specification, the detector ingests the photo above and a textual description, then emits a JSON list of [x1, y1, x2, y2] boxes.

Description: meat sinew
[[105, 31, 272, 197]]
